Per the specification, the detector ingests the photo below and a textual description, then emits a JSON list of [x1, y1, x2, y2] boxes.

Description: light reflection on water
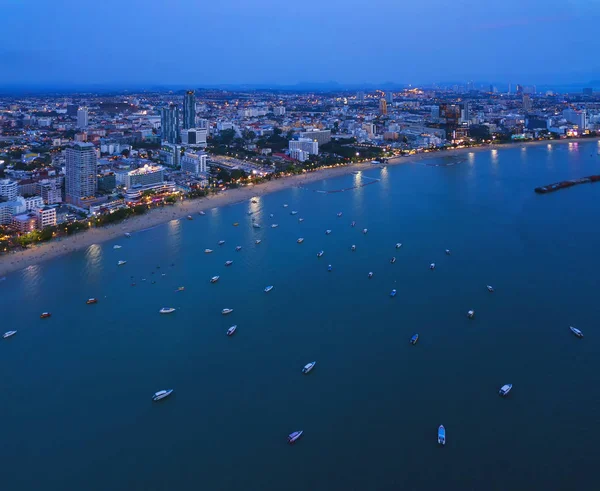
[[83, 244, 103, 279], [21, 264, 42, 297], [167, 219, 182, 255]]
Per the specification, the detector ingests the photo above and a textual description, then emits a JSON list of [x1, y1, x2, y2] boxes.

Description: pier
[[534, 175, 600, 194]]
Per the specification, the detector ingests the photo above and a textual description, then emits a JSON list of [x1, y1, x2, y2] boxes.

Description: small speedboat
[[327, 264, 332, 272], [390, 289, 397, 297], [176, 287, 185, 292], [291, 210, 298, 215], [255, 239, 262, 244], [199, 211, 206, 215], [499, 384, 513, 397], [264, 285, 274, 293], [227, 325, 237, 336], [247, 211, 253, 215], [113, 245, 122, 249], [233, 222, 239, 227], [287, 431, 303, 444], [467, 310, 475, 319], [410, 334, 419, 345], [222, 308, 233, 315], [124, 233, 132, 238], [363, 228, 368, 234], [271, 224, 279, 228], [86, 298, 98, 304], [235, 246, 242, 251], [204, 249, 213, 253], [438, 425, 446, 445], [152, 389, 173, 402], [390, 257, 396, 264], [210, 276, 220, 283], [218, 240, 225, 246], [395, 243, 402, 249], [337, 212, 343, 217], [40, 312, 51, 319], [187, 215, 193, 220], [3, 331, 17, 339], [351, 245, 356, 251], [570, 326, 583, 338], [317, 250, 324, 257], [445, 249, 451, 255], [302, 361, 316, 374], [297, 238, 304, 243], [118, 260, 127, 266], [429, 263, 435, 270], [298, 218, 304, 222], [325, 229, 332, 235], [225, 260, 233, 266], [270, 214, 274, 218], [283, 204, 289, 208], [368, 272, 373, 278], [159, 307, 176, 314], [351, 221, 356, 227], [487, 285, 494, 292], [253, 223, 261, 229]]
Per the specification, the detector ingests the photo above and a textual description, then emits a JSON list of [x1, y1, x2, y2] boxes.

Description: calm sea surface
[[2, 141, 600, 491]]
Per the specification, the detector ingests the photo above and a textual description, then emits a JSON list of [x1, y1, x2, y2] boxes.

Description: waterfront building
[[124, 182, 176, 203], [160, 104, 180, 143], [23, 196, 44, 212], [563, 109, 588, 130], [37, 179, 62, 205], [299, 129, 331, 146], [124, 164, 164, 189], [77, 107, 89, 129], [159, 143, 182, 167], [36, 206, 57, 228], [65, 143, 97, 206], [181, 151, 208, 176], [289, 148, 309, 162], [183, 90, 196, 129], [0, 197, 26, 225], [12, 213, 37, 233], [289, 138, 318, 155], [0, 179, 18, 201]]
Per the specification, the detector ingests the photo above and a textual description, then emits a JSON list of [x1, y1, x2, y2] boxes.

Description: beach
[[1, 137, 597, 277]]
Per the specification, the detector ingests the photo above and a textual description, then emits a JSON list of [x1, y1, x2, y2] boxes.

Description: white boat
[[395, 243, 402, 249], [187, 215, 193, 220], [152, 389, 173, 401], [199, 211, 206, 215], [368, 272, 373, 278], [351, 221, 356, 227], [271, 224, 279, 228], [235, 246, 242, 251], [283, 204, 289, 208], [204, 249, 213, 253], [499, 384, 513, 396], [227, 325, 237, 336], [291, 211, 298, 215], [225, 260, 233, 266], [218, 240, 225, 245], [570, 326, 583, 338], [124, 233, 132, 238], [159, 307, 176, 314], [255, 239, 262, 244], [264, 285, 274, 293], [363, 228, 368, 234], [351, 245, 356, 251], [445, 249, 451, 255], [117, 260, 127, 266], [337, 212, 343, 217], [287, 430, 303, 444], [253, 223, 261, 229], [487, 285, 494, 292], [297, 238, 304, 243], [317, 250, 324, 257], [429, 263, 436, 270], [298, 218, 304, 222], [390, 257, 396, 264], [113, 245, 122, 249], [302, 361, 316, 374], [438, 425, 446, 445], [3, 330, 17, 339], [325, 229, 332, 235], [390, 289, 397, 297], [467, 310, 475, 319], [210, 276, 220, 283], [222, 308, 233, 315]]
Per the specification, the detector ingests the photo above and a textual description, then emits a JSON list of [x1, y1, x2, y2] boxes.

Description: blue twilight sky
[[1, 0, 599, 88]]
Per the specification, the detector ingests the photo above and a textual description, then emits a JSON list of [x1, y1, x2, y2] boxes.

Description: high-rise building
[[37, 179, 62, 205], [357, 91, 365, 103], [181, 151, 208, 176], [299, 130, 331, 146], [181, 128, 208, 147], [124, 164, 165, 189], [522, 94, 532, 112], [461, 101, 470, 123], [289, 138, 318, 155], [77, 107, 89, 129], [563, 109, 588, 130], [379, 99, 388, 115], [160, 104, 180, 144], [65, 142, 97, 205], [385, 92, 394, 104], [0, 179, 18, 201], [516, 84, 524, 96], [273, 106, 286, 116], [183, 90, 196, 130]]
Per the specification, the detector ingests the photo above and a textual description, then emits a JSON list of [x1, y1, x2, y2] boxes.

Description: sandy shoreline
[[1, 137, 598, 277]]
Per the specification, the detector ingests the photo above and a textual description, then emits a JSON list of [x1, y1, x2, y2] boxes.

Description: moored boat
[[271, 224, 279, 228], [291, 210, 298, 215], [487, 285, 494, 292], [204, 249, 213, 253], [390, 289, 397, 297], [317, 250, 324, 257], [327, 264, 332, 272], [287, 431, 303, 444], [222, 308, 234, 315], [40, 312, 51, 319], [410, 334, 419, 345], [467, 310, 475, 319], [570, 326, 583, 338], [199, 211, 206, 215], [86, 298, 98, 304], [325, 229, 332, 235], [218, 240, 225, 245], [283, 204, 289, 208], [210, 276, 220, 283], [152, 389, 173, 401], [351, 245, 356, 251], [118, 260, 127, 266], [351, 221, 356, 227], [337, 212, 343, 217], [113, 245, 122, 249], [235, 246, 242, 251], [187, 215, 193, 220], [499, 384, 513, 397], [225, 260, 233, 266], [445, 249, 451, 255], [297, 238, 304, 243], [363, 228, 368, 234], [438, 425, 446, 445], [176, 287, 185, 292], [390, 257, 396, 264], [233, 222, 239, 226], [3, 330, 17, 339], [396, 243, 402, 249], [227, 325, 237, 336], [255, 239, 262, 244], [429, 263, 435, 270], [298, 218, 304, 222], [124, 232, 132, 238], [264, 285, 274, 293], [253, 223, 261, 229], [368, 272, 373, 278], [159, 307, 176, 314], [302, 361, 316, 374]]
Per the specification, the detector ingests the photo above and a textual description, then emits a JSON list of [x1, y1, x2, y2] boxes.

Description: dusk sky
[[2, 0, 599, 87]]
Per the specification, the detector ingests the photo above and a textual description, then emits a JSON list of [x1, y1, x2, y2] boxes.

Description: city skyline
[[2, 0, 600, 88]]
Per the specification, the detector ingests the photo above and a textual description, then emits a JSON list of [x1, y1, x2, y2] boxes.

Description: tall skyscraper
[[77, 107, 89, 129], [461, 101, 470, 123], [385, 92, 394, 104], [65, 142, 97, 205], [522, 94, 532, 112], [183, 90, 196, 129], [161, 104, 180, 143], [379, 98, 388, 115]]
